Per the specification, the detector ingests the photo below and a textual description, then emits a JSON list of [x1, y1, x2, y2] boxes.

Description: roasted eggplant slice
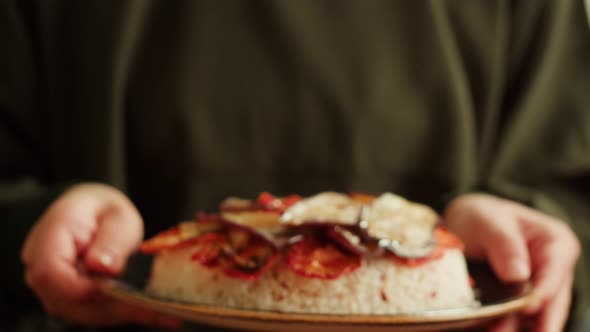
[[220, 193, 300, 214], [220, 197, 253, 212], [188, 221, 280, 281], [140, 220, 222, 254], [280, 192, 362, 226], [361, 193, 438, 258], [220, 242, 279, 280], [219, 211, 287, 248], [220, 211, 285, 235], [327, 226, 368, 255], [388, 227, 465, 266]]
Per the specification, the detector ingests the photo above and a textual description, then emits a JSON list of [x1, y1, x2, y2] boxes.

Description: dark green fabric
[[1, 0, 589, 330]]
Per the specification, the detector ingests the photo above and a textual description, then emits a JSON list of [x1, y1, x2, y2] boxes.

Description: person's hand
[[444, 194, 581, 332], [21, 183, 182, 328]]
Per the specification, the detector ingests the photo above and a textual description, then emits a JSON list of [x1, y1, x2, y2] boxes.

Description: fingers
[[25, 255, 96, 303], [24, 217, 96, 302], [84, 204, 144, 275], [24, 183, 144, 278], [524, 223, 580, 313], [481, 219, 531, 283], [533, 275, 573, 332], [489, 314, 519, 332], [443, 195, 531, 282], [444, 194, 580, 332], [23, 185, 113, 300], [23, 185, 104, 269], [21, 183, 150, 327], [453, 209, 531, 282]]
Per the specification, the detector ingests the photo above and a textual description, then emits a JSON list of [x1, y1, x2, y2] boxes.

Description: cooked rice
[[146, 245, 478, 314]]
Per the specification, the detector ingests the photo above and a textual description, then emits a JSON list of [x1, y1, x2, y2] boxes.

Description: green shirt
[[1, 0, 589, 330]]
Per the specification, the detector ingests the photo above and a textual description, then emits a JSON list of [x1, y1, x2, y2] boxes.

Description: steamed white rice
[[146, 245, 478, 314]]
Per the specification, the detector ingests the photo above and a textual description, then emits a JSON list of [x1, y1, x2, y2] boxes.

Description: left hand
[[443, 194, 581, 332], [21, 183, 182, 328]]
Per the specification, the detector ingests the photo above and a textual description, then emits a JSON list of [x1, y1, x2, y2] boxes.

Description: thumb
[[85, 203, 144, 276], [488, 314, 519, 332]]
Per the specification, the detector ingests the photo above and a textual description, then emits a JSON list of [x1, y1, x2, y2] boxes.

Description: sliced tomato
[[390, 227, 464, 267], [286, 237, 362, 279], [434, 226, 464, 250], [256, 192, 277, 207], [189, 226, 279, 281], [139, 227, 182, 254], [190, 233, 228, 267], [256, 192, 301, 213]]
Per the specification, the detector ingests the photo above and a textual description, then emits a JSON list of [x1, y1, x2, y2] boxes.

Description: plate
[[98, 254, 534, 332]]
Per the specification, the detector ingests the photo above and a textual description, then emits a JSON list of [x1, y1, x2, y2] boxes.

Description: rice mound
[[146, 245, 478, 314]]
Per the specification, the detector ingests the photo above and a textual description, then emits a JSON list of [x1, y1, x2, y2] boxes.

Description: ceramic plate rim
[[97, 277, 534, 325]]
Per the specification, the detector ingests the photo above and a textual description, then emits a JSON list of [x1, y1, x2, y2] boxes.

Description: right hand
[[21, 183, 182, 328], [444, 194, 581, 332]]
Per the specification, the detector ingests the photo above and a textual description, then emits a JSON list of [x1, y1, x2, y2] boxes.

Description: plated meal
[[139, 191, 479, 314]]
